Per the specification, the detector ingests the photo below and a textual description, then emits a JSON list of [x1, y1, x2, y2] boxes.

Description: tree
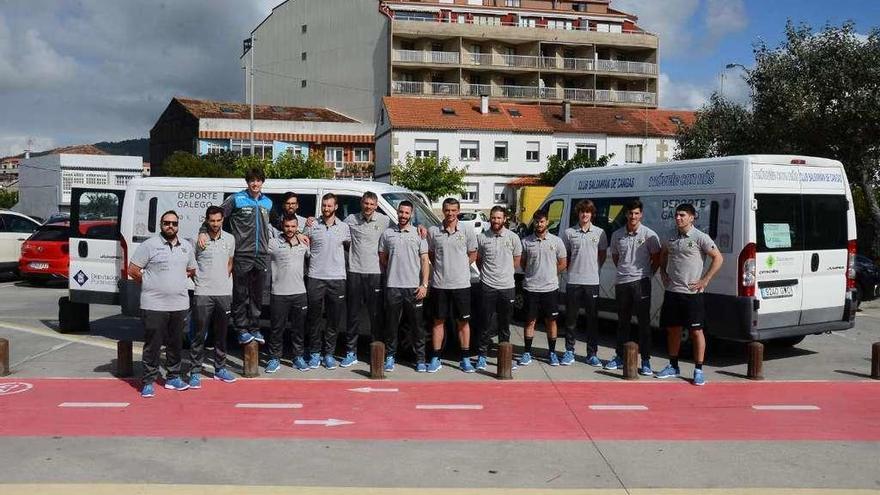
[[0, 189, 17, 209], [539, 152, 615, 186], [390, 154, 467, 202], [163, 151, 237, 178], [265, 150, 334, 179], [675, 21, 880, 254]]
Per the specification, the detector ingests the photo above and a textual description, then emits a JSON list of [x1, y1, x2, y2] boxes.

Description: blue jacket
[[219, 189, 273, 259]]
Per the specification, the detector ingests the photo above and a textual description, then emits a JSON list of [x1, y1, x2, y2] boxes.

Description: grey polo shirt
[[477, 227, 522, 290], [192, 230, 235, 297], [304, 217, 351, 280], [130, 235, 196, 312], [345, 212, 392, 275], [379, 224, 428, 288], [427, 224, 477, 290], [269, 235, 310, 295], [610, 224, 661, 284], [664, 226, 717, 294], [271, 214, 307, 237], [562, 224, 608, 286], [521, 232, 566, 293]]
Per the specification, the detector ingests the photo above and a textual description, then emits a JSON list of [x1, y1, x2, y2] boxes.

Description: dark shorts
[[525, 289, 559, 321], [432, 288, 471, 321], [660, 291, 705, 330]]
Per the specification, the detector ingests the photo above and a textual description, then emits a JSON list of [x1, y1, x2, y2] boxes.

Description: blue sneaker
[[307, 353, 321, 369], [426, 357, 442, 373], [252, 330, 266, 344], [655, 363, 680, 379], [163, 377, 189, 391], [585, 354, 602, 367], [693, 369, 706, 386], [238, 332, 255, 345], [549, 352, 560, 366], [604, 356, 622, 370], [416, 362, 427, 372], [639, 360, 653, 376], [188, 374, 201, 389], [323, 354, 338, 370], [214, 368, 236, 383], [293, 356, 309, 372], [340, 352, 358, 368], [560, 351, 575, 366], [140, 383, 155, 398], [265, 358, 280, 373], [475, 355, 488, 370], [384, 355, 395, 372], [460, 357, 475, 373], [518, 352, 532, 366]]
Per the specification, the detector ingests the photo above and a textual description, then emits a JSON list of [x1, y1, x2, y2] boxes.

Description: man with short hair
[[426, 198, 478, 373], [189, 206, 236, 387], [475, 205, 522, 371], [303, 193, 351, 370], [656, 203, 723, 386], [562, 199, 608, 367], [606, 199, 661, 375], [520, 210, 567, 366], [267, 214, 311, 373], [129, 211, 197, 398], [379, 200, 430, 371], [272, 191, 307, 232]]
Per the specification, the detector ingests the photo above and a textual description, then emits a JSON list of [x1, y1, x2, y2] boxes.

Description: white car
[[0, 209, 41, 274], [458, 211, 489, 235]]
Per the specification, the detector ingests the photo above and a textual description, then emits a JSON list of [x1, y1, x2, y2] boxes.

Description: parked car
[[458, 211, 489, 235], [854, 254, 880, 304], [19, 220, 117, 284], [0, 209, 41, 275]]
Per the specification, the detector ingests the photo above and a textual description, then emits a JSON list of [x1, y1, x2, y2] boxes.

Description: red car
[[19, 221, 117, 284]]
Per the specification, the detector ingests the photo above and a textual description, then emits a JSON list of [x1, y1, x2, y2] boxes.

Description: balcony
[[595, 59, 659, 76], [392, 49, 460, 64], [393, 15, 651, 36], [393, 50, 656, 76], [392, 80, 656, 105], [391, 81, 461, 96]]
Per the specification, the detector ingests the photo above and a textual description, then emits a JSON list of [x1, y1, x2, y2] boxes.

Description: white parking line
[[415, 404, 483, 410], [752, 405, 820, 411], [58, 402, 130, 408], [589, 405, 649, 411], [235, 403, 303, 409]]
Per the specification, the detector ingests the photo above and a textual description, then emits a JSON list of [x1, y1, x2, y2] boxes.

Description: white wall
[[199, 118, 375, 136]]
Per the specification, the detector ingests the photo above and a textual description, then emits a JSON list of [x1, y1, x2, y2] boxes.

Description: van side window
[[334, 195, 363, 220], [264, 193, 317, 223], [580, 197, 638, 239], [545, 198, 565, 236], [755, 194, 803, 252]]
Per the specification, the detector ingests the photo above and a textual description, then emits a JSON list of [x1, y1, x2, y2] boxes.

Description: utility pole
[[250, 35, 256, 156]]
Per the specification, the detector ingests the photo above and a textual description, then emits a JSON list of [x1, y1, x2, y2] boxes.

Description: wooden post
[[496, 342, 513, 380], [0, 338, 9, 377], [871, 342, 880, 380], [116, 340, 133, 378], [242, 341, 259, 378], [370, 341, 385, 380], [623, 341, 639, 380], [747, 341, 764, 380]]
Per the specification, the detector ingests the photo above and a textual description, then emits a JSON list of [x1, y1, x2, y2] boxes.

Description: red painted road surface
[[1, 379, 878, 441]]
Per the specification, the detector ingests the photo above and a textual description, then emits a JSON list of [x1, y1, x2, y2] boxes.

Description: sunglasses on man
[[162, 221, 179, 226]]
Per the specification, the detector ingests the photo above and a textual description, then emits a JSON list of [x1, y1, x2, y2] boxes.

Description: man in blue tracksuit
[[199, 168, 273, 346]]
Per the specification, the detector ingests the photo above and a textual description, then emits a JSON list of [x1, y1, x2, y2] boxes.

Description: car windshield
[[30, 224, 70, 242], [458, 213, 477, 221], [382, 193, 440, 228]]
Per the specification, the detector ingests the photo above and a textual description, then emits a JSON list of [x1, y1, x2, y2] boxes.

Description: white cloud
[[658, 73, 709, 110], [705, 0, 748, 42], [613, 0, 700, 58], [0, 136, 56, 158], [0, 16, 77, 91]]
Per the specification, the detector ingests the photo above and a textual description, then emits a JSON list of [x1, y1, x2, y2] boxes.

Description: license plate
[[760, 286, 794, 299], [28, 262, 49, 270]]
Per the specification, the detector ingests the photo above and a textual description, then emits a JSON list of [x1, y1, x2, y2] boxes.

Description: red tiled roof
[[174, 97, 358, 123], [48, 144, 108, 155], [383, 97, 694, 137]]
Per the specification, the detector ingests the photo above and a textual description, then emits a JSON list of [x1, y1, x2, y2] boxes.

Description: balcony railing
[[394, 50, 655, 75], [595, 89, 657, 104], [429, 81, 460, 95], [391, 80, 424, 94], [595, 59, 659, 75], [392, 49, 460, 64], [393, 81, 656, 105], [464, 83, 491, 96], [393, 15, 653, 36]]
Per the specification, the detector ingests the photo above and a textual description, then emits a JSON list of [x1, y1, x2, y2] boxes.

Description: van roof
[[126, 176, 413, 194]]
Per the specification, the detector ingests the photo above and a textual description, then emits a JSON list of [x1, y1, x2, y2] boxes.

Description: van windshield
[[382, 193, 440, 228], [755, 194, 847, 252]]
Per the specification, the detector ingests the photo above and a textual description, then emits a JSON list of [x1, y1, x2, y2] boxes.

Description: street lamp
[[720, 63, 747, 98]]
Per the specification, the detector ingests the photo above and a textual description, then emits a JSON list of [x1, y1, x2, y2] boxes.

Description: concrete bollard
[[116, 340, 133, 378], [871, 342, 880, 380], [370, 341, 385, 380], [242, 341, 259, 378], [747, 341, 764, 380], [623, 341, 639, 380], [496, 342, 513, 380], [0, 338, 9, 377]]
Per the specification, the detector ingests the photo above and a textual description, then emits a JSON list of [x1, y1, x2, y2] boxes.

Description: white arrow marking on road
[[59, 402, 129, 408], [416, 404, 483, 410], [348, 387, 399, 393], [752, 405, 820, 411], [294, 418, 354, 427], [589, 405, 648, 411], [235, 403, 303, 409]]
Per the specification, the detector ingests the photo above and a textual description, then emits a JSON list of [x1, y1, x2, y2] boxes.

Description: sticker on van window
[[764, 223, 792, 249]]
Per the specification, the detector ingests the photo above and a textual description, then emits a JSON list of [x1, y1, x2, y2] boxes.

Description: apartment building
[[245, 0, 658, 125]]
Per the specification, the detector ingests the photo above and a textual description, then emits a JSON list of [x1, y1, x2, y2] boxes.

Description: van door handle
[[78, 240, 88, 258], [811, 253, 819, 272]]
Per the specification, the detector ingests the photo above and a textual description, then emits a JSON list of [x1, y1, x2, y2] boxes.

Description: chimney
[[563, 101, 571, 124], [480, 94, 489, 115]]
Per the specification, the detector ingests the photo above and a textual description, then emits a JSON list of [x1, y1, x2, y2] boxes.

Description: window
[[70, 190, 122, 240], [505, 0, 521, 6], [231, 139, 273, 159], [266, 192, 317, 220], [383, 192, 441, 228], [526, 141, 540, 162], [334, 195, 363, 220], [494, 141, 508, 161], [519, 17, 536, 28], [461, 183, 479, 203], [755, 194, 847, 253], [354, 148, 371, 163], [84, 172, 109, 186], [578, 197, 639, 239], [575, 143, 597, 161], [301, 52, 307, 61], [414, 139, 438, 159], [556, 143, 569, 161], [0, 214, 37, 234], [460, 140, 479, 161], [546, 19, 573, 30], [625, 144, 643, 163], [545, 198, 565, 235], [473, 15, 500, 26], [205, 142, 225, 154], [114, 175, 136, 187], [494, 184, 508, 203], [325, 147, 344, 170]]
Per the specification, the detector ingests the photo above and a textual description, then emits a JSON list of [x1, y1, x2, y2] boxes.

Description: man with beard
[[271, 191, 307, 233], [267, 214, 311, 373]]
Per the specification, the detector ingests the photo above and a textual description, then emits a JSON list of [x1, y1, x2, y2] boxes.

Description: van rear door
[[754, 192, 805, 329], [68, 188, 125, 305]]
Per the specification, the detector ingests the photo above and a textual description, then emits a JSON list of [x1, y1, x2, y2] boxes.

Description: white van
[[531, 155, 857, 344], [62, 177, 439, 328]]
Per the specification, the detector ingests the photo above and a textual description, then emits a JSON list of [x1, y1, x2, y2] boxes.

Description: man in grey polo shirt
[[656, 203, 723, 386], [475, 205, 522, 371], [189, 206, 236, 388], [606, 198, 661, 375], [562, 199, 608, 367], [268, 213, 311, 373], [379, 200, 430, 371], [271, 191, 308, 233], [520, 209, 567, 366], [129, 210, 197, 398], [427, 197, 478, 373], [303, 192, 351, 370]]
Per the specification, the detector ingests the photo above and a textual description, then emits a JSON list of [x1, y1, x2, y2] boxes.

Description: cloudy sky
[[0, 0, 877, 157]]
